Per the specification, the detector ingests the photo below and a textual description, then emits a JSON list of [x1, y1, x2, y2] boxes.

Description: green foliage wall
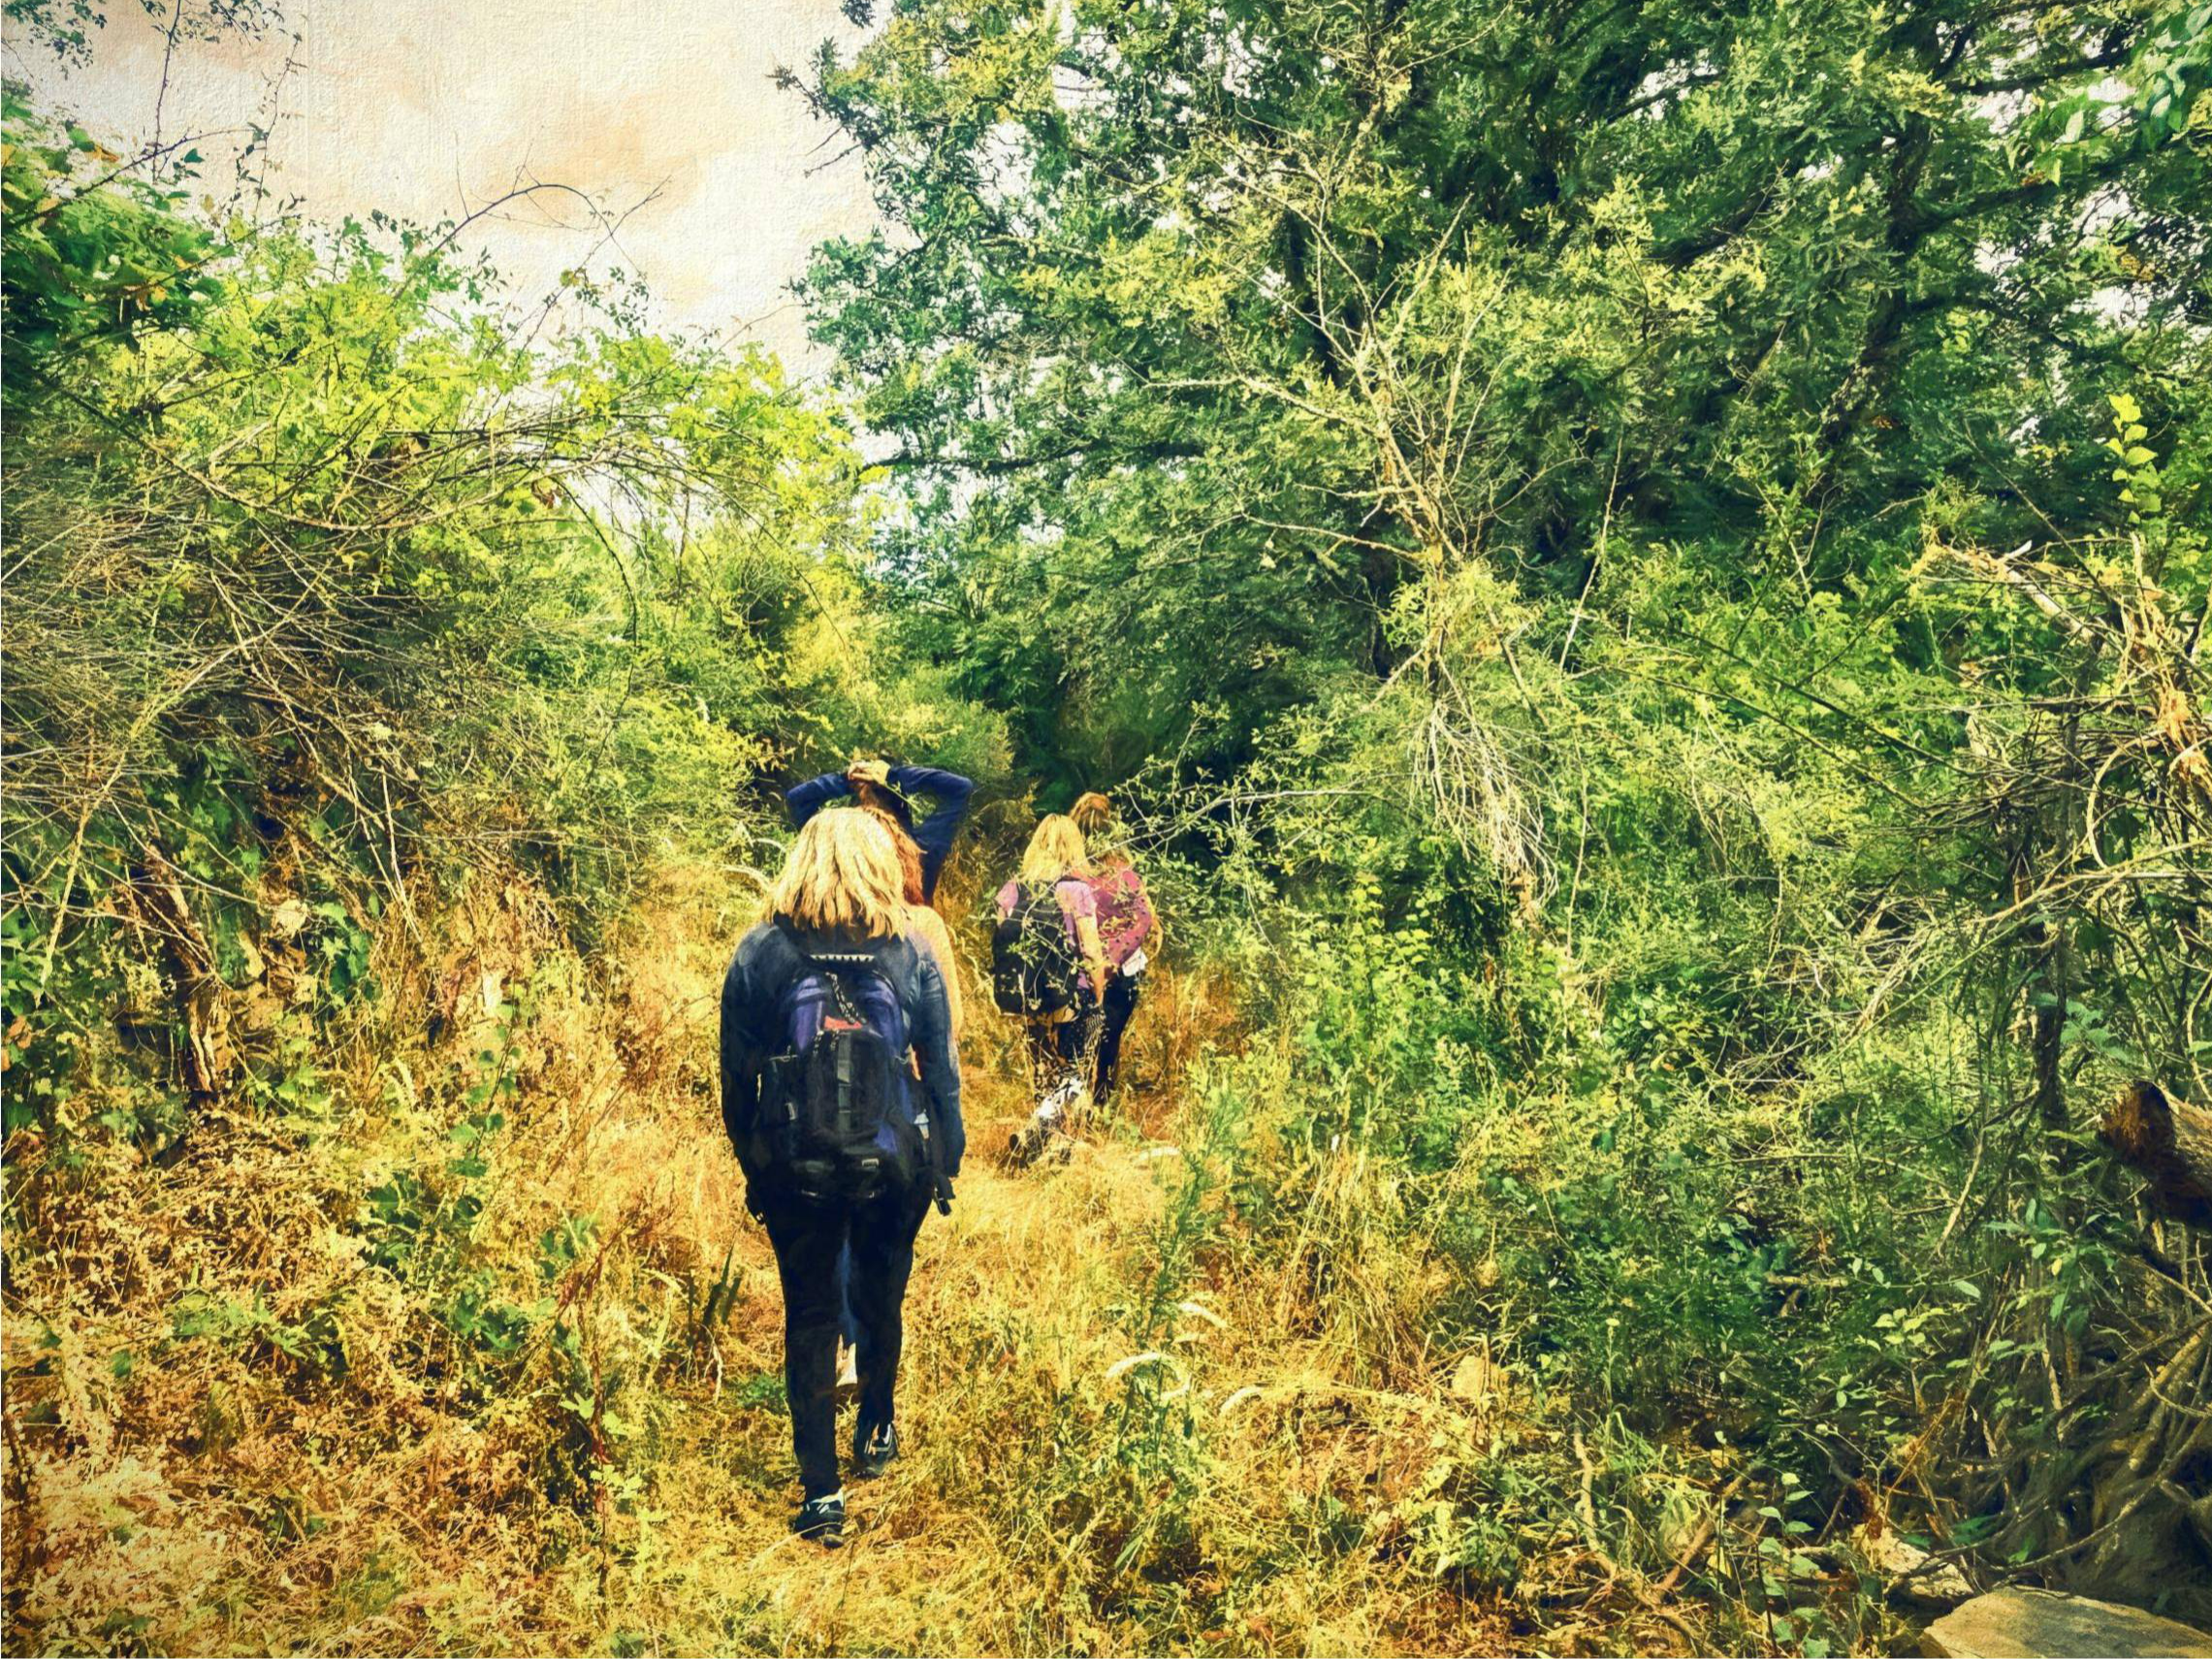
[[0, 84, 1009, 1142], [791, 0, 2212, 1607]]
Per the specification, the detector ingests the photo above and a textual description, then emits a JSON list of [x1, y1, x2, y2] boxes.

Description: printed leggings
[[1025, 1000, 1100, 1095]]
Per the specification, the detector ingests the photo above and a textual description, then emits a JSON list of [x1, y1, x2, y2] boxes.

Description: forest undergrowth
[[5, 852, 1677, 1658]]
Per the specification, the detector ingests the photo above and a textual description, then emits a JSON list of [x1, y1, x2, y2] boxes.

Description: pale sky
[[8, 0, 881, 377]]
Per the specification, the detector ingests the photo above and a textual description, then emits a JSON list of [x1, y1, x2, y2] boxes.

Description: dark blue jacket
[[719, 920, 965, 1202], [784, 765, 975, 904]]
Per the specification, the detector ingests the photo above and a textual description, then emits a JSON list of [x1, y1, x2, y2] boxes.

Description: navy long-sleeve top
[[784, 764, 975, 903], [719, 921, 965, 1199]]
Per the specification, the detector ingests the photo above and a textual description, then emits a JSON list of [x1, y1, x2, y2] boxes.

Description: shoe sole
[[854, 1431, 897, 1480]]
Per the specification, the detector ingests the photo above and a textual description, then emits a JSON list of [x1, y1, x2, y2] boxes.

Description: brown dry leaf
[[2155, 685, 2195, 748], [2174, 745, 2211, 798]]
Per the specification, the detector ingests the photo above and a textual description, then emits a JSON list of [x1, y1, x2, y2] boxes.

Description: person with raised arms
[[785, 755, 975, 906]]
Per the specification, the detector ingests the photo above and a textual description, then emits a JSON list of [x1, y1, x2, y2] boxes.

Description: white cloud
[[13, 0, 880, 377]]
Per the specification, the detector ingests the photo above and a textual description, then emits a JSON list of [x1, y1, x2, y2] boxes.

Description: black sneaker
[[854, 1420, 899, 1480], [791, 1489, 846, 1547]]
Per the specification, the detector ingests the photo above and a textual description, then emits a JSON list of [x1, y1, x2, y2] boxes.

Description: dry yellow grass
[[2, 861, 1654, 1657]]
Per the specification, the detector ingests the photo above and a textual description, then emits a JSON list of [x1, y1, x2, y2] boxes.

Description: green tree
[[797, 0, 2207, 767]]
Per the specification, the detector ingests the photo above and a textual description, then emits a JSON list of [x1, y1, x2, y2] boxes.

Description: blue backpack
[[756, 923, 932, 1204]]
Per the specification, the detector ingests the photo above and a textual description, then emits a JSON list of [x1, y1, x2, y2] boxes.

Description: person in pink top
[[1071, 792, 1161, 1102], [994, 814, 1108, 1075]]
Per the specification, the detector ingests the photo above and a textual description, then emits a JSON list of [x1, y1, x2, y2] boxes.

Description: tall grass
[[9, 834, 1819, 1656]]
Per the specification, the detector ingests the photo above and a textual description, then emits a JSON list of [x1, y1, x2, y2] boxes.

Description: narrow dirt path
[[568, 913, 1523, 1656], [592, 1044, 1192, 1653]]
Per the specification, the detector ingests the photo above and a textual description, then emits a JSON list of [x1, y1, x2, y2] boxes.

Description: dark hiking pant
[[1024, 996, 1101, 1096], [834, 1242, 859, 1349], [760, 1186, 932, 1498], [1094, 972, 1141, 1101]]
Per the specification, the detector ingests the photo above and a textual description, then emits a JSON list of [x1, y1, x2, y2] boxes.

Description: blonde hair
[[1017, 814, 1092, 885], [860, 802, 927, 906], [769, 810, 907, 937]]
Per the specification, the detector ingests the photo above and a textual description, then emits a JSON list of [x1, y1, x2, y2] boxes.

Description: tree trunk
[[2100, 1081, 2212, 1229]]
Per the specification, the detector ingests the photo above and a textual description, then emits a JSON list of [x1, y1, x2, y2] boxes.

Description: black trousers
[[760, 1186, 932, 1497], [1094, 972, 1141, 1100], [1024, 997, 1101, 1094]]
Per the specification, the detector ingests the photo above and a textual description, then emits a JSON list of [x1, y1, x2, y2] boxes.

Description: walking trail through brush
[[568, 887, 1533, 1656], [611, 1025, 1227, 1651], [2, 871, 1651, 1655]]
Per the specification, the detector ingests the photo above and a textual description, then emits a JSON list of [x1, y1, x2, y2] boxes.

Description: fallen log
[[2099, 1081, 2212, 1230]]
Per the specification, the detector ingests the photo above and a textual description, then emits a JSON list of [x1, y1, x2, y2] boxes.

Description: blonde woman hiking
[[719, 810, 963, 1547], [990, 813, 1108, 1161], [799, 798, 965, 1397], [1070, 791, 1159, 1103], [819, 803, 968, 1394]]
